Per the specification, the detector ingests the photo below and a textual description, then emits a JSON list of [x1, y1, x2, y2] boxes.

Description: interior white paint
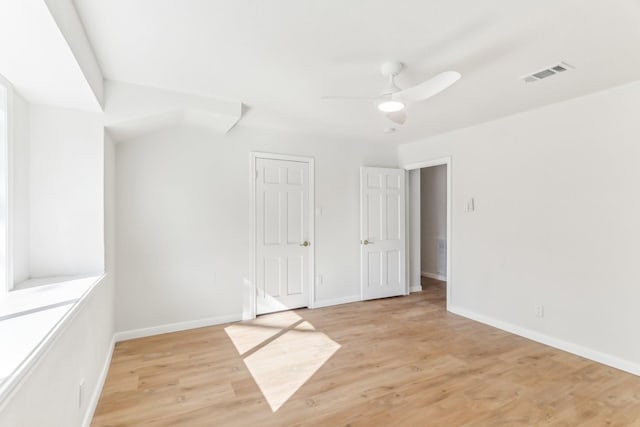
[[28, 105, 104, 278], [0, 275, 114, 426], [75, 0, 640, 142], [104, 81, 242, 142], [10, 93, 30, 286], [399, 81, 640, 371], [0, 80, 8, 292], [405, 157, 452, 306], [360, 167, 406, 300], [0, 0, 101, 111], [0, 276, 101, 386], [115, 124, 397, 333], [408, 169, 421, 292], [83, 130, 117, 425], [251, 153, 315, 318], [2, 5, 640, 425], [420, 165, 447, 278], [0, 122, 114, 426], [103, 132, 116, 310], [43, 0, 104, 107]]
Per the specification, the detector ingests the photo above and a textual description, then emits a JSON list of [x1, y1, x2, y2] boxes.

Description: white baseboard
[[410, 285, 423, 293], [82, 336, 116, 427], [116, 296, 369, 342], [313, 295, 361, 309], [84, 313, 242, 425], [448, 305, 640, 377], [114, 313, 243, 342], [421, 271, 446, 281]]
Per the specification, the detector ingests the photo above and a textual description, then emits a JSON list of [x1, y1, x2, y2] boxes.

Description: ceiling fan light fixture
[[377, 100, 404, 113]]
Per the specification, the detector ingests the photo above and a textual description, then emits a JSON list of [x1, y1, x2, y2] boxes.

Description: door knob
[[300, 241, 310, 247], [361, 239, 373, 245]]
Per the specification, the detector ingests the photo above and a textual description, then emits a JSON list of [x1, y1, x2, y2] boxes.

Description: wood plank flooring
[[92, 280, 640, 426]]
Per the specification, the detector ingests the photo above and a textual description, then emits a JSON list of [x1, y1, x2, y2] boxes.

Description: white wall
[[420, 165, 447, 277], [11, 93, 30, 285], [115, 124, 397, 332], [0, 132, 117, 427], [28, 105, 104, 278], [0, 276, 115, 426], [0, 83, 7, 291], [104, 133, 116, 305], [399, 81, 640, 372]]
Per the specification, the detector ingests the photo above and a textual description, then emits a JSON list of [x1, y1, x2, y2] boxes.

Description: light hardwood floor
[[92, 281, 640, 426]]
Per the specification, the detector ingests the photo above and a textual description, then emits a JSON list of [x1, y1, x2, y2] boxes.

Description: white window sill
[[0, 274, 103, 402]]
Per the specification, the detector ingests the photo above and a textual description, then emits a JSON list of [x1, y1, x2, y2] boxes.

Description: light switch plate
[[465, 197, 475, 212]]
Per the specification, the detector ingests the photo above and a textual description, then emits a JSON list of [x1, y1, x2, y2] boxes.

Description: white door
[[256, 158, 311, 314], [360, 167, 406, 300]]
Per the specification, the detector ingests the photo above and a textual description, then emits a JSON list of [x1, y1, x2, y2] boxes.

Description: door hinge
[[255, 169, 259, 180]]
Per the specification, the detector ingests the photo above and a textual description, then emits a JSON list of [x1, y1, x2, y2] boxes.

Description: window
[[0, 74, 105, 395]]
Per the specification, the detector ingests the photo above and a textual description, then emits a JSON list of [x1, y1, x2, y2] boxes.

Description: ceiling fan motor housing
[[380, 61, 404, 77], [380, 61, 404, 95]]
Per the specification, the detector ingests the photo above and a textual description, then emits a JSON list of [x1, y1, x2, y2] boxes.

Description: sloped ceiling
[[0, 0, 103, 111], [104, 81, 242, 142], [76, 0, 640, 142]]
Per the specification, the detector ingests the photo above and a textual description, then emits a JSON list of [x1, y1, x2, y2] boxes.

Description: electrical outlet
[[535, 305, 544, 318], [78, 379, 85, 408]]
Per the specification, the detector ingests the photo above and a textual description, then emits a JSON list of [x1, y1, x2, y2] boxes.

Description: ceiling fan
[[322, 61, 461, 126]]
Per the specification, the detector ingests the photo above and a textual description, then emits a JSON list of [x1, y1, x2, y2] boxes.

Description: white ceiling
[[104, 81, 242, 142], [74, 0, 640, 143], [0, 0, 102, 111]]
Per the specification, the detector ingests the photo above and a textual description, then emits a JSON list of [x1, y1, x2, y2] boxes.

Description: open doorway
[[419, 164, 447, 305], [407, 158, 451, 309]]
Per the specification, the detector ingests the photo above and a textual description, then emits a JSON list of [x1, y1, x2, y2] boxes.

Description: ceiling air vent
[[522, 62, 574, 83]]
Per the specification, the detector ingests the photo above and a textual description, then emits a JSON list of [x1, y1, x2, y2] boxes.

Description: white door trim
[[403, 157, 452, 311], [249, 152, 315, 320], [0, 75, 14, 293]]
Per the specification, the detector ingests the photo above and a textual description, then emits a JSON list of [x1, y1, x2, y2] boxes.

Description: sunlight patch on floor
[[225, 311, 302, 355], [224, 312, 340, 412]]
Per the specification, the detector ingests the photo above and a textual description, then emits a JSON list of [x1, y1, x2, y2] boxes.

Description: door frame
[[0, 74, 14, 293], [249, 152, 315, 320], [403, 157, 452, 311]]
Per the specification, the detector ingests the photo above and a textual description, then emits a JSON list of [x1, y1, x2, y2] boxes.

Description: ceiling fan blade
[[394, 71, 461, 102], [386, 111, 406, 125]]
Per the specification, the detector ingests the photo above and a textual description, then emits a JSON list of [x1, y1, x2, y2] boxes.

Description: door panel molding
[[249, 152, 315, 319], [360, 166, 406, 301]]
